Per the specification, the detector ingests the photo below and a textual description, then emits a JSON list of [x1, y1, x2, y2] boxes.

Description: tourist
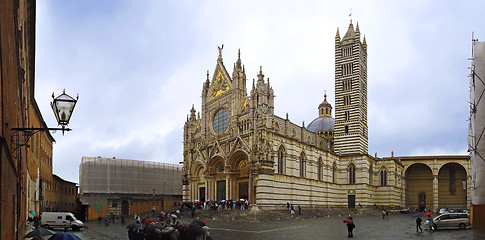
[[416, 216, 423, 232], [298, 205, 301, 215], [427, 215, 434, 231], [287, 202, 290, 213]]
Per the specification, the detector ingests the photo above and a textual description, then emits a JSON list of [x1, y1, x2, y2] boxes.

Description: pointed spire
[[336, 28, 340, 39], [363, 35, 367, 46], [236, 49, 242, 70], [356, 22, 360, 33], [206, 70, 210, 82], [342, 20, 355, 42], [257, 66, 264, 83]]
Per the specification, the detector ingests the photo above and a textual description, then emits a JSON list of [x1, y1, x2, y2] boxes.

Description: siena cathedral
[[182, 21, 470, 211]]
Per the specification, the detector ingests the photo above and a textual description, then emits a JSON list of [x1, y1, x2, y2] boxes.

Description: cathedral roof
[[308, 93, 334, 133], [307, 116, 335, 133]]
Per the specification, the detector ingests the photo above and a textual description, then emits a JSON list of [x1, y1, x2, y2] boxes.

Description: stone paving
[[59, 212, 485, 240]]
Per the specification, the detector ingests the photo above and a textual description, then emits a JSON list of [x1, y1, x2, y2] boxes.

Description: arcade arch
[[405, 163, 433, 211], [228, 151, 250, 200], [438, 163, 467, 209]]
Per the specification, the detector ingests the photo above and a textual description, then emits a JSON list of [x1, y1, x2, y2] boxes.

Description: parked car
[[438, 208, 450, 214], [424, 213, 470, 230], [41, 212, 84, 230]]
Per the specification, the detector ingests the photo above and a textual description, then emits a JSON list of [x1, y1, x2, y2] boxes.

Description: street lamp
[[51, 89, 78, 133], [12, 89, 78, 150]]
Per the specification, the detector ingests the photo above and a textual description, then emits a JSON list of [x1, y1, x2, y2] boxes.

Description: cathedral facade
[[182, 21, 470, 210]]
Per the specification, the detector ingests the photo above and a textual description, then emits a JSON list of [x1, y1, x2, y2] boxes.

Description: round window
[[213, 108, 228, 134]]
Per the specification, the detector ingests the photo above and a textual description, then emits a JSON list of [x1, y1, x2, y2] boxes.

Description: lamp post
[[12, 90, 78, 150]]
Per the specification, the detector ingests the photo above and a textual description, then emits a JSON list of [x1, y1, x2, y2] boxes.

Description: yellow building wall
[[86, 204, 108, 221], [438, 165, 467, 209], [406, 165, 433, 209], [471, 204, 485, 229]]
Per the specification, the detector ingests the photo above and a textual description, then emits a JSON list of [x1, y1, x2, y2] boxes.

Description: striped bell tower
[[334, 20, 368, 156]]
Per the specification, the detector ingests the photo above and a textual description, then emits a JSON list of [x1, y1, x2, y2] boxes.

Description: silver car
[[425, 213, 470, 230]]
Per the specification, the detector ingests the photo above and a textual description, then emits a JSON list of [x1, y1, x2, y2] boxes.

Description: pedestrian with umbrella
[[343, 217, 355, 238], [415, 215, 423, 232], [424, 212, 434, 231]]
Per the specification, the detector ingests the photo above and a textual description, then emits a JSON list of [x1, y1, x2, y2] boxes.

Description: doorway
[[348, 195, 355, 208], [238, 182, 248, 200], [199, 187, 206, 202], [418, 192, 426, 211], [217, 180, 226, 201], [121, 200, 129, 215]]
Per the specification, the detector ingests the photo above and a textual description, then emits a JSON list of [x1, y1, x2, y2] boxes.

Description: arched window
[[317, 158, 323, 181], [277, 146, 285, 174], [299, 153, 306, 178], [332, 162, 337, 183], [380, 169, 387, 186], [348, 163, 356, 184]]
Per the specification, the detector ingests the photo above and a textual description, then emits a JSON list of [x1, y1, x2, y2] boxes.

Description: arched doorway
[[229, 151, 249, 200], [438, 163, 467, 209], [208, 156, 226, 201], [405, 163, 433, 211], [121, 200, 129, 215], [191, 162, 206, 202]]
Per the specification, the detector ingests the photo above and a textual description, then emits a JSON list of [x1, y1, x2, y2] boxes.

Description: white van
[[41, 212, 83, 230]]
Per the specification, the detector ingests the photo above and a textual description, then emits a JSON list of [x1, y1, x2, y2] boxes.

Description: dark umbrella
[[23, 227, 56, 238], [189, 221, 203, 235], [191, 220, 207, 227], [48, 232, 82, 240], [411, 213, 421, 218], [127, 222, 141, 229]]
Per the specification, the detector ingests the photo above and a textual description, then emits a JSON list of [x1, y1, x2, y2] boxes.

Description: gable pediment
[[208, 60, 232, 101], [209, 141, 226, 158]]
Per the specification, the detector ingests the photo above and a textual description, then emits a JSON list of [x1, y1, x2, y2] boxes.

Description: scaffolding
[[79, 156, 182, 196], [469, 35, 485, 205]]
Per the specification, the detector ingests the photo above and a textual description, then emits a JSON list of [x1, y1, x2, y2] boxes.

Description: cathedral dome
[[307, 116, 335, 133], [307, 93, 334, 133]]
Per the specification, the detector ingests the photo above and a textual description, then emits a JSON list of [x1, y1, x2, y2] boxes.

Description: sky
[[34, 0, 485, 183]]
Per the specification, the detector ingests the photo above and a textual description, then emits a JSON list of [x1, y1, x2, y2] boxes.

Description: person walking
[[382, 210, 386, 219], [344, 217, 355, 238], [290, 205, 295, 215], [416, 216, 423, 232], [427, 215, 434, 231], [298, 205, 301, 215], [287, 202, 290, 213]]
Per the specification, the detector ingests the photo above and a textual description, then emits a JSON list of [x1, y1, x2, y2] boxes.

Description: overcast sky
[[34, 0, 484, 183]]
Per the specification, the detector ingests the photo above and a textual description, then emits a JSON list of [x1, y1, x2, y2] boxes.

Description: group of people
[[286, 202, 302, 215], [415, 215, 435, 232], [181, 199, 250, 211], [98, 212, 126, 226], [127, 217, 212, 240]]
